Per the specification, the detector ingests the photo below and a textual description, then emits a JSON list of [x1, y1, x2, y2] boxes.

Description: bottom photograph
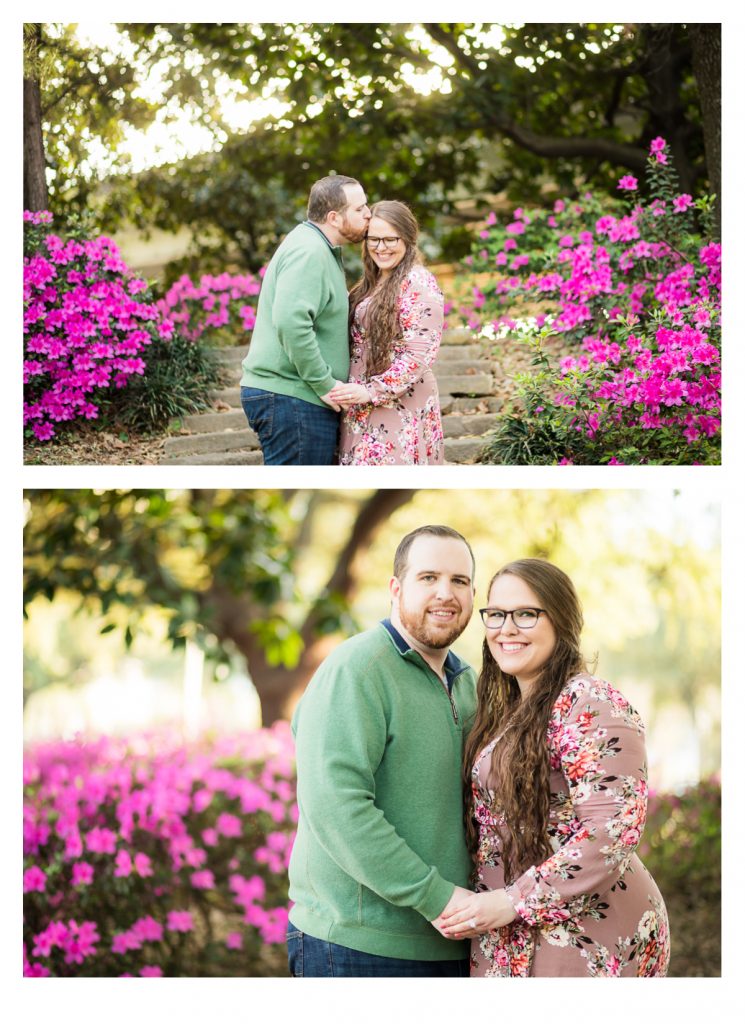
[[22, 487, 721, 979]]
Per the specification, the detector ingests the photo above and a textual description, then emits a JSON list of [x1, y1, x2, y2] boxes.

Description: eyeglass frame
[[479, 607, 547, 629], [366, 235, 402, 250]]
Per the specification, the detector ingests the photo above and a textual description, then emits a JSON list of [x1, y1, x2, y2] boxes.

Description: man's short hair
[[307, 175, 360, 223], [393, 525, 475, 581]]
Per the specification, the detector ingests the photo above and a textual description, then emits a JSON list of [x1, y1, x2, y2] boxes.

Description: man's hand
[[319, 383, 342, 412], [430, 886, 474, 937]]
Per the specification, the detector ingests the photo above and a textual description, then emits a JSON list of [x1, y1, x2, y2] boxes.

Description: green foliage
[[639, 778, 721, 976], [34, 23, 711, 269], [102, 331, 223, 430]]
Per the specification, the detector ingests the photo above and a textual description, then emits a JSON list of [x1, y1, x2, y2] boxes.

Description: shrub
[[23, 725, 297, 977], [23, 212, 221, 442], [457, 138, 721, 465], [639, 776, 721, 976], [156, 271, 262, 347]]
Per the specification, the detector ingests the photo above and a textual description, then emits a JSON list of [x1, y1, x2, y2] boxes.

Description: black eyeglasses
[[479, 607, 546, 629], [367, 236, 401, 250]]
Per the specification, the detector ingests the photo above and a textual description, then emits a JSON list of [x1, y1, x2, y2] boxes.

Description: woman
[[329, 201, 445, 465], [437, 559, 670, 977]]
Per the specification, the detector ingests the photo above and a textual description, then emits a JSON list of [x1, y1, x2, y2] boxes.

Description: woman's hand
[[434, 889, 517, 939], [327, 382, 371, 408]]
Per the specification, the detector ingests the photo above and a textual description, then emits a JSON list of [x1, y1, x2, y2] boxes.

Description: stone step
[[441, 327, 476, 345], [434, 359, 492, 377], [163, 428, 259, 456], [443, 414, 496, 439], [438, 343, 484, 360], [211, 387, 243, 407], [436, 373, 493, 396], [211, 347, 247, 367], [444, 436, 488, 464], [182, 409, 247, 433], [449, 396, 502, 414], [161, 449, 264, 466]]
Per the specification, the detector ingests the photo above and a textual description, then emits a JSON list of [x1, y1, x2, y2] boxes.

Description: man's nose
[[435, 578, 455, 600]]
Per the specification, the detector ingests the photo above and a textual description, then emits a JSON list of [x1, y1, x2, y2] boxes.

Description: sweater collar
[[303, 220, 342, 254], [380, 618, 470, 690]]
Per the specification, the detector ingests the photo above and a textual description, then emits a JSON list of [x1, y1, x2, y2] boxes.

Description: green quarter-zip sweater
[[288, 620, 478, 960], [241, 222, 351, 406]]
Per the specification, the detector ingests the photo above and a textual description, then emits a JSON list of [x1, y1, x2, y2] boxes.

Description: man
[[287, 525, 478, 977], [240, 175, 371, 465]]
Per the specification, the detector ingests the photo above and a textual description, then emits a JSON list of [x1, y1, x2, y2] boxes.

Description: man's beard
[[337, 216, 367, 244], [398, 599, 468, 651]]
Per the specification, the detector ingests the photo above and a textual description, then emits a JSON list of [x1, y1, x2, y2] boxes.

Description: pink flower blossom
[[24, 865, 47, 893], [71, 861, 94, 886], [673, 194, 694, 213], [617, 175, 638, 191], [166, 910, 195, 933]]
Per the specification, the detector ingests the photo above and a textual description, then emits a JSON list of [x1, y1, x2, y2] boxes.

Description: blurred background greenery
[[23, 488, 721, 975]]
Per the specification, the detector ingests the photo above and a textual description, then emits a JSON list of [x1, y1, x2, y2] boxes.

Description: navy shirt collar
[[303, 220, 338, 252], [380, 618, 469, 692]]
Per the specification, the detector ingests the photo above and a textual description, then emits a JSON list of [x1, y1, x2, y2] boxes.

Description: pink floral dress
[[470, 674, 671, 977], [339, 265, 444, 465]]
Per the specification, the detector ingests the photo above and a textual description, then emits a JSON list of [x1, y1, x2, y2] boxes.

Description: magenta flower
[[617, 175, 638, 191], [166, 910, 195, 933], [225, 932, 243, 951], [85, 826, 118, 854], [24, 865, 47, 893], [190, 869, 216, 890], [216, 812, 242, 838], [114, 849, 133, 877], [673, 194, 694, 212], [140, 965, 163, 977], [132, 916, 164, 943], [134, 852, 153, 877], [71, 861, 94, 886]]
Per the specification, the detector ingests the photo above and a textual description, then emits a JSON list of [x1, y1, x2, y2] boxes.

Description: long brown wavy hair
[[463, 559, 589, 884], [348, 200, 422, 376]]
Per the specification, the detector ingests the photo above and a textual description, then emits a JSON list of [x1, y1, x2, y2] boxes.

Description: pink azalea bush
[[23, 212, 225, 443], [156, 271, 263, 347], [23, 724, 297, 977], [457, 139, 721, 464], [23, 212, 175, 442]]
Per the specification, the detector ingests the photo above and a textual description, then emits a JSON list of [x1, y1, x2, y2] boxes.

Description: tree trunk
[[23, 25, 48, 212], [636, 24, 697, 195], [205, 489, 417, 724], [689, 24, 721, 237], [24, 77, 48, 211]]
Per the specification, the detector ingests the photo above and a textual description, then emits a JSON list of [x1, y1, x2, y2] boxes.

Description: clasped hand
[[326, 381, 371, 408], [432, 887, 517, 940]]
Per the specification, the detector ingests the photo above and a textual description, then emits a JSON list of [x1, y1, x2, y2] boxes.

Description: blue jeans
[[286, 926, 470, 977], [240, 387, 339, 465]]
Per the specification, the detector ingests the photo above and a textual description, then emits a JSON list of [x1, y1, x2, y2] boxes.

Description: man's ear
[[389, 575, 401, 602]]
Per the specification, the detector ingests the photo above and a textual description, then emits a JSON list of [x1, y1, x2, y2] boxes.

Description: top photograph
[[22, 22, 721, 467]]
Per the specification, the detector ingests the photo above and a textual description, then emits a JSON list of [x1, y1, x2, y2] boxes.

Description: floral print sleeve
[[364, 266, 444, 407], [505, 675, 649, 929]]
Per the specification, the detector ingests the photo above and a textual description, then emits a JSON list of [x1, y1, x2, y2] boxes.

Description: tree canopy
[[24, 22, 719, 270], [24, 489, 720, 732]]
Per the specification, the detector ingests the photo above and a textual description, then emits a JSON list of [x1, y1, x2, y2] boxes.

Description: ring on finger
[[468, 918, 477, 929]]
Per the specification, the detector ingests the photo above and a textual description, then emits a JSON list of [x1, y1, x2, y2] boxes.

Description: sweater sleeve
[[271, 248, 338, 396], [293, 649, 455, 921], [364, 268, 444, 406], [505, 678, 649, 929]]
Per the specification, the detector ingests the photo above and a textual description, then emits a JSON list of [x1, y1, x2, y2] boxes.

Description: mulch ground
[[24, 425, 167, 466]]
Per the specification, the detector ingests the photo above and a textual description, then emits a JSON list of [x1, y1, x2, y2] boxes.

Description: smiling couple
[[286, 525, 671, 978], [240, 175, 445, 466]]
